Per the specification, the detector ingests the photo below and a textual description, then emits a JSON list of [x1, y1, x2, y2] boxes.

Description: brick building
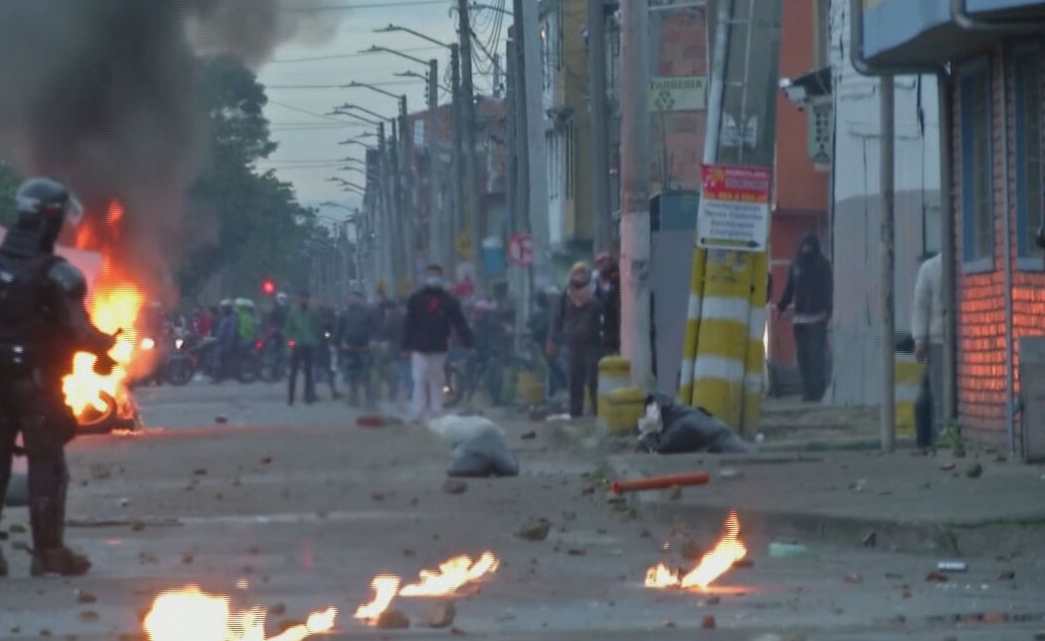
[[860, 0, 1045, 448]]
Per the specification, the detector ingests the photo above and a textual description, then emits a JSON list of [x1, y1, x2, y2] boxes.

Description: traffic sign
[[696, 164, 771, 252], [507, 231, 533, 266]]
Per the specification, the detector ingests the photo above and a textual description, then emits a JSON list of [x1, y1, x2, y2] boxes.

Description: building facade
[[861, 0, 1045, 448]]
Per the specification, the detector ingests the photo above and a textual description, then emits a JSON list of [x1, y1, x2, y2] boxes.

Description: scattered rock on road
[[75, 590, 97, 604], [520, 430, 537, 440], [421, 602, 456, 628], [965, 463, 983, 479], [376, 609, 410, 629], [443, 479, 469, 495], [701, 615, 716, 629], [515, 519, 552, 541], [925, 571, 948, 582]]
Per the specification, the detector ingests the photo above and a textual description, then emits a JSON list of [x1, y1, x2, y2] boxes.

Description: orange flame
[[645, 511, 747, 591], [61, 200, 148, 419], [144, 586, 337, 641], [353, 575, 400, 623], [399, 551, 500, 597]]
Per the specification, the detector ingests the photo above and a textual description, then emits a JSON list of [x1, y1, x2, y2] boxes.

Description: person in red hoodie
[[403, 265, 474, 421]]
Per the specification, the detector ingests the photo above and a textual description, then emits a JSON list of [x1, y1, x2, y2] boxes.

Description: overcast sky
[[256, 0, 508, 223]]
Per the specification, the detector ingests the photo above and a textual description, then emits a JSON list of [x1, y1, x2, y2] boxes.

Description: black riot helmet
[[1, 177, 83, 259]]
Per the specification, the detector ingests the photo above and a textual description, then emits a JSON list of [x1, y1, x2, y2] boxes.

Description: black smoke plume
[[0, 0, 340, 295]]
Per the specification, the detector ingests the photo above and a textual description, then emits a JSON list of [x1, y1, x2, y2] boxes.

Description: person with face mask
[[403, 265, 474, 422], [550, 262, 604, 418], [285, 291, 322, 405], [776, 233, 834, 402]]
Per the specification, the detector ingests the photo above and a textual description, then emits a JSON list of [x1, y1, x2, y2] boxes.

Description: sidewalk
[[605, 448, 1045, 559]]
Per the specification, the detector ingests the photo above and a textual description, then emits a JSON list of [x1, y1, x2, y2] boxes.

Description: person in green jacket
[[285, 291, 322, 405]]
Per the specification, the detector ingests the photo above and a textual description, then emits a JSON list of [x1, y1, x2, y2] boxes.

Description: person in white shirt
[[912, 252, 944, 448]]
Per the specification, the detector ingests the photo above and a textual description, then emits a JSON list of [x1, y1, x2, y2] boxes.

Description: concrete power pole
[[426, 58, 447, 269], [517, 0, 552, 289], [450, 44, 465, 276], [457, 0, 483, 293], [587, 0, 613, 254], [880, 76, 896, 453], [618, 0, 654, 389]]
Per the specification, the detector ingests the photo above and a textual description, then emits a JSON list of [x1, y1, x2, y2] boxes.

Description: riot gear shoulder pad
[[46, 260, 87, 299]]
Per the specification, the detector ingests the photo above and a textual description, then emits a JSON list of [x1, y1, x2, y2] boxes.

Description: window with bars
[[959, 59, 994, 273], [1014, 45, 1044, 270]]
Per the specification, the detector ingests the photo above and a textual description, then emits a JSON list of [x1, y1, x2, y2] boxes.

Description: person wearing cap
[[285, 291, 322, 405], [403, 264, 474, 421], [550, 262, 604, 417]]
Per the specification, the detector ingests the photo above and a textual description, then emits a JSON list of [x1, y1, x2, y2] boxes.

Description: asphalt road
[[1, 382, 1043, 640]]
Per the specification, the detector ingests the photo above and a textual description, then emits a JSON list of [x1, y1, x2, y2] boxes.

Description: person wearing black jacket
[[776, 233, 833, 402], [403, 265, 474, 421]]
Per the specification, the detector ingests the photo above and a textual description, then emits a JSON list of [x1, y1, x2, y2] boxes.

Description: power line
[[267, 99, 354, 123], [266, 80, 421, 89], [279, 0, 448, 11]]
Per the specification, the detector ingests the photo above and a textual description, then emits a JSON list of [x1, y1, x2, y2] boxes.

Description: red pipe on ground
[[610, 472, 711, 494]]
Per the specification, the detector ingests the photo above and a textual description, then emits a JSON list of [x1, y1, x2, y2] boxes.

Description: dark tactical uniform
[[0, 178, 114, 577]]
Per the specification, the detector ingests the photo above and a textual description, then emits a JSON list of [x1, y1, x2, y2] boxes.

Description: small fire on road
[[645, 511, 747, 591], [354, 551, 501, 625], [400, 551, 500, 596], [353, 575, 401, 623], [144, 585, 337, 641]]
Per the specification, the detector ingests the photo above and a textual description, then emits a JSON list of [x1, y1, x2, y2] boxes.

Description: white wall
[[827, 0, 942, 405]]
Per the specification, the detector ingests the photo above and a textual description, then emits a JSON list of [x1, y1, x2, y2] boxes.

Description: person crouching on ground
[[403, 265, 474, 422], [550, 262, 603, 418]]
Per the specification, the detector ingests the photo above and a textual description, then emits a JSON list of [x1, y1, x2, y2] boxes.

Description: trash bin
[[605, 387, 646, 436], [597, 356, 631, 430]]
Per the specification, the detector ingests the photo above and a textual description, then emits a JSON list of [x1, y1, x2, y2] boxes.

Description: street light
[[335, 103, 388, 122], [361, 44, 430, 67], [330, 108, 383, 127], [320, 201, 355, 211], [339, 139, 375, 149], [395, 70, 451, 94], [374, 24, 452, 49]]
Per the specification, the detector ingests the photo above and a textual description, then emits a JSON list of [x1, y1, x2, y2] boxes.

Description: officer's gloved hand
[[94, 353, 117, 376]]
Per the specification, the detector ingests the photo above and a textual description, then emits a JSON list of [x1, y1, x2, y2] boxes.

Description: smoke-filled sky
[[256, 1, 480, 221]]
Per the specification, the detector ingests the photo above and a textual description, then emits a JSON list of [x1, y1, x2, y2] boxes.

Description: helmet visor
[[64, 194, 84, 227]]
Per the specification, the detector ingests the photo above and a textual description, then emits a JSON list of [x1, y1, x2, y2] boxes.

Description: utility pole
[[377, 123, 395, 291], [457, 0, 483, 293], [398, 96, 414, 288], [587, 0, 613, 254], [450, 44, 465, 276], [426, 58, 447, 269], [880, 76, 896, 453], [388, 120, 405, 291], [517, 0, 552, 288], [492, 53, 502, 97], [618, 0, 654, 389]]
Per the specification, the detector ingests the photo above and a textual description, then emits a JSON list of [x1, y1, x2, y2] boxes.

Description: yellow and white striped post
[[740, 251, 769, 435], [690, 252, 759, 429], [677, 248, 707, 404]]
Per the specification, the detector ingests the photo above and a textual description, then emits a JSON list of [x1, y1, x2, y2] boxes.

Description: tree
[[178, 56, 320, 301]]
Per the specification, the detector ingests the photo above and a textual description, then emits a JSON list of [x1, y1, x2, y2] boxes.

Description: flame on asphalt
[[645, 511, 747, 591], [143, 585, 337, 641], [399, 551, 500, 597], [354, 575, 401, 623]]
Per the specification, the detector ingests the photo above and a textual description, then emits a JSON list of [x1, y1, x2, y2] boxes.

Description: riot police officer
[[0, 178, 116, 577]]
